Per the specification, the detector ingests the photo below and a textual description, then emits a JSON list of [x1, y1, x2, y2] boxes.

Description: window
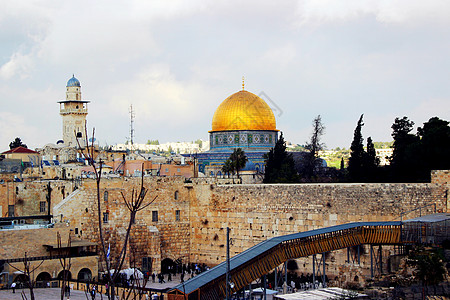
[[174, 191, 179, 200], [175, 210, 180, 221], [104, 191, 108, 202], [165, 168, 169, 173], [177, 168, 180, 173], [152, 211, 158, 222], [39, 201, 46, 213], [75, 228, 79, 235], [103, 212, 109, 223]]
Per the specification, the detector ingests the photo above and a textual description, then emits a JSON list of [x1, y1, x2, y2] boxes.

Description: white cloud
[[295, 0, 450, 26], [0, 52, 34, 79]]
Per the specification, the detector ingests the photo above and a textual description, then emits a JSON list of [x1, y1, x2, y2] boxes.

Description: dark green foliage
[[224, 148, 248, 178], [9, 137, 27, 149], [264, 132, 298, 183], [221, 159, 234, 177], [303, 115, 326, 180], [408, 248, 446, 288], [340, 157, 345, 170], [417, 117, 450, 176], [390, 117, 420, 181], [362, 137, 380, 181], [348, 115, 365, 181], [390, 116, 450, 182]]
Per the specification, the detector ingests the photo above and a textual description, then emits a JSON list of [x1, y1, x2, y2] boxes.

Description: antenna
[[129, 104, 135, 148]]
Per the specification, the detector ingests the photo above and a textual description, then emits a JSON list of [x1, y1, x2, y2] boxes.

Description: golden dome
[[211, 90, 277, 132]]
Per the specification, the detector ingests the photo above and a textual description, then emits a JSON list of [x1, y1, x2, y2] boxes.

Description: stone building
[[58, 75, 89, 148]]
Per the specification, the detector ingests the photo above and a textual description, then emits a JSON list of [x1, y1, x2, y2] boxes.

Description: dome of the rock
[[210, 90, 277, 132]]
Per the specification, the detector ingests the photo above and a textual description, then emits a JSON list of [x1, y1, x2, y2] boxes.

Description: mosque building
[[190, 80, 278, 177]]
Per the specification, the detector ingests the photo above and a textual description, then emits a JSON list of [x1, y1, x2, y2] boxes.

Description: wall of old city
[[187, 177, 448, 278], [53, 176, 193, 273], [0, 179, 78, 218], [0, 223, 73, 259], [3, 170, 449, 281]]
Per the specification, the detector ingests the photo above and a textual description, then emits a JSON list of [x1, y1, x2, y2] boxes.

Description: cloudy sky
[[1, 0, 449, 150]]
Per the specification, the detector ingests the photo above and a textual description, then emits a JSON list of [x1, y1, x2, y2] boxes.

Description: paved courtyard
[[0, 276, 185, 299]]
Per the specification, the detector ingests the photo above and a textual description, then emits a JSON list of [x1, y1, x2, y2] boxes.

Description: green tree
[[348, 114, 365, 181], [195, 139, 203, 148], [229, 148, 248, 178], [408, 248, 446, 296], [264, 132, 298, 183], [222, 159, 234, 178], [303, 115, 326, 179], [362, 137, 380, 181], [9, 137, 27, 149], [417, 117, 450, 177], [147, 139, 159, 145], [340, 157, 345, 170], [390, 116, 420, 181]]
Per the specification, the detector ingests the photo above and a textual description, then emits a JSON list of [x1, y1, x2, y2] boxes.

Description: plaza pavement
[[0, 275, 186, 299]]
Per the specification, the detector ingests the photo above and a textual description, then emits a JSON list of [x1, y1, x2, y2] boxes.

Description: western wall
[[2, 170, 448, 282]]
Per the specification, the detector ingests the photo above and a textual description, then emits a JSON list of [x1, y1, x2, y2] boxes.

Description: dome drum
[[209, 130, 278, 152]]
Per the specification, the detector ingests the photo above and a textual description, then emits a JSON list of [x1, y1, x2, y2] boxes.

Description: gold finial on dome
[[242, 76, 245, 90]]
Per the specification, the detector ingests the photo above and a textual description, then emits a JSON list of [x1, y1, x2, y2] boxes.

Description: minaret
[[58, 75, 90, 147]]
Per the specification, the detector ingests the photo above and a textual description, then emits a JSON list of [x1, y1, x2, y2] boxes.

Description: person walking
[[11, 282, 16, 293], [91, 285, 96, 300]]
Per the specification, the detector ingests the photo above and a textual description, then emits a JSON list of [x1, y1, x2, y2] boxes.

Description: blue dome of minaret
[[67, 75, 81, 87]]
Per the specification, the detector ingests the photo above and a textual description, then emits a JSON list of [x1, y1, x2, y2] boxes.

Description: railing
[[2, 252, 97, 263], [400, 203, 437, 221], [60, 108, 88, 114]]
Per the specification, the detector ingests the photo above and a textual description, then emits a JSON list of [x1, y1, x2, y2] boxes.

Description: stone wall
[[188, 181, 447, 265], [53, 176, 192, 273], [3, 170, 449, 281], [0, 223, 72, 259]]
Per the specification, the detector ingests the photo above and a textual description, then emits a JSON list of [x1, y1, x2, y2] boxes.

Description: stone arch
[[57, 270, 72, 281], [354, 275, 359, 282], [36, 272, 52, 282], [77, 268, 92, 282]]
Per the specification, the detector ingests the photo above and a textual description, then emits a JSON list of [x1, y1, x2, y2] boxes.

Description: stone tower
[[58, 75, 90, 147]]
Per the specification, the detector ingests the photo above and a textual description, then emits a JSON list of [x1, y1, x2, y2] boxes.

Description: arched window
[[174, 191, 179, 200], [104, 191, 108, 202]]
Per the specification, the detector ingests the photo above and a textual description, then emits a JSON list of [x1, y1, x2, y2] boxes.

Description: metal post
[[358, 245, 360, 265], [284, 261, 287, 288], [370, 245, 374, 279], [347, 247, 350, 263], [379, 245, 382, 275], [263, 274, 267, 300], [226, 227, 230, 300], [322, 253, 326, 288], [274, 266, 277, 290], [312, 254, 316, 288]]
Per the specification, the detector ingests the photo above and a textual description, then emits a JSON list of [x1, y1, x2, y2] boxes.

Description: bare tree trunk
[[77, 125, 156, 300]]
